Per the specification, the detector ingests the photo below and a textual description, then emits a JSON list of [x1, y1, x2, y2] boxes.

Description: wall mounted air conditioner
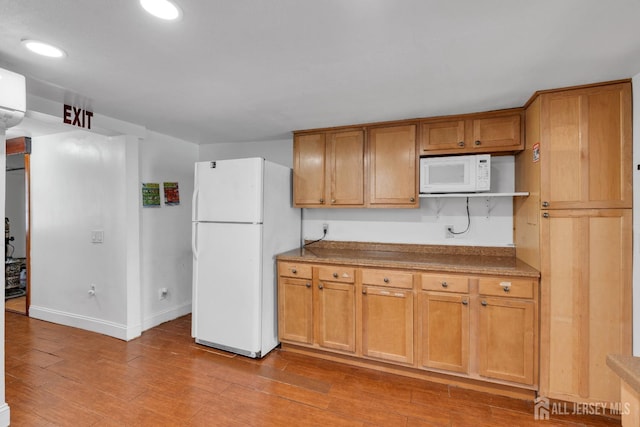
[[0, 67, 26, 130]]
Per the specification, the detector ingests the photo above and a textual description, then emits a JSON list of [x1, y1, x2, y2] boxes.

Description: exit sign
[[63, 104, 93, 129]]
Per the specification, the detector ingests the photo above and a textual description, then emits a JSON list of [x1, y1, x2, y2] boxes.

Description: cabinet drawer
[[278, 262, 312, 279], [421, 274, 469, 293], [478, 277, 535, 299], [361, 269, 413, 289], [318, 266, 355, 283]]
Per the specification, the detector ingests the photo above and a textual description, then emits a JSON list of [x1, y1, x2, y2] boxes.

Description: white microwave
[[420, 154, 491, 193]]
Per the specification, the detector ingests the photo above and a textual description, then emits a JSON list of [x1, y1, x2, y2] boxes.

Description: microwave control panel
[[476, 156, 491, 191]]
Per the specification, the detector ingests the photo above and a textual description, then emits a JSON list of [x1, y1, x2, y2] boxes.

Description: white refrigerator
[[191, 157, 301, 358]]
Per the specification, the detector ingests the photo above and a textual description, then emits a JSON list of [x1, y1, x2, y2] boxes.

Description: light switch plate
[[91, 230, 104, 243]]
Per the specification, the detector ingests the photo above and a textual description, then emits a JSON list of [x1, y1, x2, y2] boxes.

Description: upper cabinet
[[293, 129, 365, 208], [537, 82, 632, 209], [368, 124, 418, 207], [420, 110, 523, 155]]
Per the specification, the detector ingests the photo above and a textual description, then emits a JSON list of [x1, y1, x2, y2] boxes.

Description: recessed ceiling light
[[21, 39, 66, 58], [140, 0, 182, 20]]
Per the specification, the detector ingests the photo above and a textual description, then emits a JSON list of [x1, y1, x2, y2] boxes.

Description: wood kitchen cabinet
[[477, 276, 537, 385], [540, 208, 631, 402], [315, 266, 356, 353], [368, 124, 418, 207], [361, 268, 414, 364], [277, 262, 356, 354], [419, 273, 470, 374], [537, 82, 631, 210], [515, 80, 632, 403], [419, 110, 522, 155], [293, 129, 364, 207]]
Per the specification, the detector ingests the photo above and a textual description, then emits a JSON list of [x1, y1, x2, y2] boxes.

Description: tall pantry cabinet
[[515, 81, 632, 403]]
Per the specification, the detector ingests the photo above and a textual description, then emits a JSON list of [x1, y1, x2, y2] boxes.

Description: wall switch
[[91, 230, 104, 243]]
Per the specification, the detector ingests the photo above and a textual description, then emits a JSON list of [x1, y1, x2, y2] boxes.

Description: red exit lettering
[[63, 104, 94, 130]]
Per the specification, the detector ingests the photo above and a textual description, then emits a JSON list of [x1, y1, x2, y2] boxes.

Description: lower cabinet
[[362, 285, 414, 364], [277, 260, 539, 391], [419, 292, 470, 373]]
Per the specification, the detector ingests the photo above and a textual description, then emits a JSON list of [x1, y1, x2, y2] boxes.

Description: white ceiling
[[1, 0, 640, 144]]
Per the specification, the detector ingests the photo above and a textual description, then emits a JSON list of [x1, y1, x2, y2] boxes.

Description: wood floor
[[5, 295, 26, 314], [4, 312, 620, 426]]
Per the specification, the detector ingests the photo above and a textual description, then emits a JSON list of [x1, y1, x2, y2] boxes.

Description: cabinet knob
[[461, 299, 468, 306], [481, 300, 488, 306], [501, 282, 511, 293], [332, 272, 338, 278], [383, 277, 389, 283], [305, 282, 311, 288], [458, 141, 465, 147], [362, 289, 367, 295], [319, 198, 324, 203], [474, 140, 481, 146], [291, 268, 297, 274], [543, 212, 549, 219], [410, 197, 415, 202], [542, 201, 549, 208], [318, 283, 324, 290], [441, 281, 448, 288], [331, 199, 336, 204]]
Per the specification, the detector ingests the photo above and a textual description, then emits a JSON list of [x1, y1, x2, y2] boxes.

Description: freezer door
[[193, 158, 264, 223], [193, 222, 263, 355]]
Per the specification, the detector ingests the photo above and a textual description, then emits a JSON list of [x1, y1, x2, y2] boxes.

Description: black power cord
[[303, 227, 327, 247], [447, 197, 471, 235]]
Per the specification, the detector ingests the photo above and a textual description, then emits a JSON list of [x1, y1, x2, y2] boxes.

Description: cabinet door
[[362, 286, 414, 364], [478, 297, 535, 385], [278, 277, 313, 344], [540, 208, 632, 402], [368, 125, 418, 207], [327, 130, 364, 206], [419, 120, 465, 153], [293, 133, 326, 206], [540, 82, 632, 209], [419, 292, 469, 373], [471, 114, 521, 151], [316, 281, 355, 352]]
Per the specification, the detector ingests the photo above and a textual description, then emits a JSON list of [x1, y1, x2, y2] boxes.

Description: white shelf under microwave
[[419, 192, 529, 198]]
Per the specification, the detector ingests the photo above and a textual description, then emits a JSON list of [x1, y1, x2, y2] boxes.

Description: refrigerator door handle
[[192, 187, 200, 221], [192, 222, 199, 260]]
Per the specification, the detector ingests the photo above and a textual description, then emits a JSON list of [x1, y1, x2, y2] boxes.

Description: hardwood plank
[[4, 312, 621, 426]]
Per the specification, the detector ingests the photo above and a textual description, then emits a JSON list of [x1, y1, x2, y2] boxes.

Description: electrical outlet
[[159, 288, 168, 300], [445, 225, 454, 239], [322, 223, 329, 233]]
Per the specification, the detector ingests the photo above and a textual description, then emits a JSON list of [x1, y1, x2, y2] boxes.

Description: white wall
[[5, 166, 26, 258], [200, 140, 516, 247], [29, 130, 135, 339], [140, 131, 198, 330], [0, 129, 10, 425]]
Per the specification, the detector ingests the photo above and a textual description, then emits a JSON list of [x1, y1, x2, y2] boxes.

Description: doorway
[[5, 137, 30, 315]]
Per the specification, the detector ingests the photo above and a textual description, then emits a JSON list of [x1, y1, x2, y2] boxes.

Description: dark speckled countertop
[[276, 241, 540, 278]]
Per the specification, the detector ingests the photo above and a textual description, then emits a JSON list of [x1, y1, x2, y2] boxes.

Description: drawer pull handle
[[542, 201, 549, 208], [291, 268, 297, 274], [474, 140, 481, 146], [458, 141, 465, 147], [410, 197, 415, 202], [461, 299, 468, 306], [318, 284, 324, 290], [543, 212, 549, 218], [319, 198, 324, 203], [383, 277, 389, 283], [481, 300, 488, 306], [331, 199, 336, 204], [501, 282, 511, 293], [333, 272, 338, 278], [441, 281, 448, 288], [305, 283, 311, 288]]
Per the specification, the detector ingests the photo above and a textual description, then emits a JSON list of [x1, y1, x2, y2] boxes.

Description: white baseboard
[[142, 302, 191, 332], [0, 402, 10, 426], [29, 305, 130, 340]]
